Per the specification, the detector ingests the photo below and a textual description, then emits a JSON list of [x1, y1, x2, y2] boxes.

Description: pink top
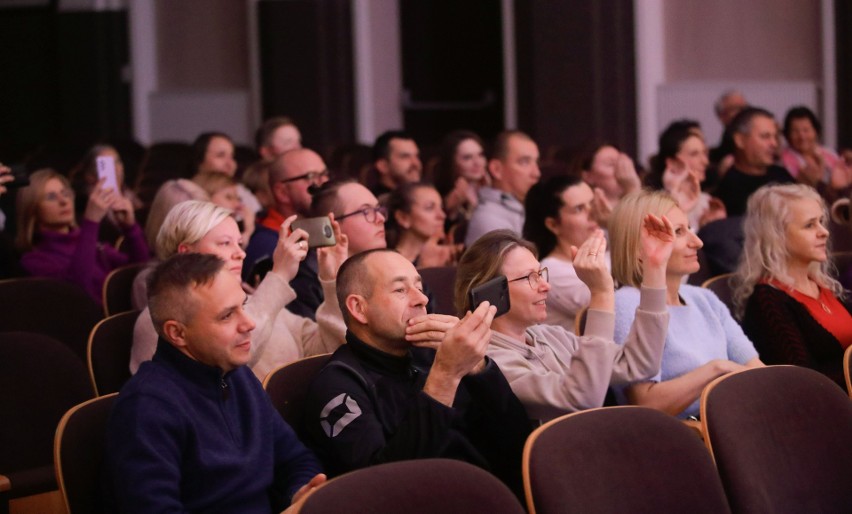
[[780, 146, 841, 181]]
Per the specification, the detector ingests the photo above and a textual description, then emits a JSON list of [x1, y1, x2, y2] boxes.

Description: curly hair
[[732, 183, 844, 318]]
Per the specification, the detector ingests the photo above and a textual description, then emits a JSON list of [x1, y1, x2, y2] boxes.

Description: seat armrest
[[0, 474, 9, 492]]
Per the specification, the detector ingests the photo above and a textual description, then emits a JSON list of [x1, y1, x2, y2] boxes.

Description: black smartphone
[[469, 275, 510, 318], [291, 216, 336, 248], [5, 164, 30, 189]]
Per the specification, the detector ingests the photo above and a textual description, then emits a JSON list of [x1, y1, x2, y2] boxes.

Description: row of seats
[[38, 364, 852, 513]]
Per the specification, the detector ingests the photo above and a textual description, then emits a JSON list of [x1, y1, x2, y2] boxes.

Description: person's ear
[[488, 159, 503, 182], [395, 210, 412, 230], [272, 181, 293, 208], [177, 243, 192, 254], [375, 158, 390, 177], [544, 216, 559, 235], [162, 320, 187, 348], [345, 294, 369, 325], [733, 131, 746, 152]]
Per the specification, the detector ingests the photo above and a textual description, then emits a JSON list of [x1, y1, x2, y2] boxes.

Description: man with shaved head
[[243, 148, 329, 290], [302, 248, 530, 497]]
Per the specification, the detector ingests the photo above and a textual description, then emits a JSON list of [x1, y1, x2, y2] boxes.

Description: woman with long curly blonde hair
[[733, 183, 851, 387]]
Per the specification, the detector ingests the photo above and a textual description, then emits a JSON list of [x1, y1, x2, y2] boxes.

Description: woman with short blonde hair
[[734, 183, 851, 387]]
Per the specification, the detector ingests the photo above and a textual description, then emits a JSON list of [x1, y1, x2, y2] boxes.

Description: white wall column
[[633, 0, 666, 164], [128, 0, 157, 144], [821, 0, 837, 150]]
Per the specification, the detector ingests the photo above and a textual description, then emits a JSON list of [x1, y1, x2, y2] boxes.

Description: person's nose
[[235, 244, 246, 261], [238, 308, 256, 333], [690, 231, 704, 249], [411, 287, 428, 307], [538, 279, 551, 294], [375, 210, 386, 224]]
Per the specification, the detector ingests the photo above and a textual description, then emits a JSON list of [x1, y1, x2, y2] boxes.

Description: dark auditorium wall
[[0, 5, 131, 166], [514, 0, 637, 158], [837, 0, 852, 149], [257, 0, 356, 155]]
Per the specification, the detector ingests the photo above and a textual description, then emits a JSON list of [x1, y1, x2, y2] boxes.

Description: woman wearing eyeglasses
[[16, 169, 149, 305], [453, 225, 672, 423], [610, 190, 763, 420]]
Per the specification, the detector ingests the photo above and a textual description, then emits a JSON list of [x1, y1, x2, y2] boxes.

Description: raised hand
[[570, 229, 612, 295], [615, 152, 641, 196], [699, 196, 727, 227], [84, 178, 117, 223], [0, 164, 12, 197], [111, 193, 137, 227], [590, 187, 613, 226], [664, 167, 701, 214], [434, 301, 496, 378], [317, 214, 349, 281], [639, 213, 675, 289], [270, 214, 309, 282], [417, 235, 462, 267]]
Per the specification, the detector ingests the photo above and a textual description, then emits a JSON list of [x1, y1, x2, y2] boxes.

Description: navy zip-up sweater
[[104, 339, 322, 513]]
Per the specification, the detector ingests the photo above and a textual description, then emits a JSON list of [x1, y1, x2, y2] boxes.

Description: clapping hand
[[317, 214, 349, 281], [571, 229, 612, 295], [639, 213, 675, 288]]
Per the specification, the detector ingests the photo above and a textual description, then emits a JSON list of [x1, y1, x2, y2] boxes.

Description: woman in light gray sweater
[[454, 224, 672, 423]]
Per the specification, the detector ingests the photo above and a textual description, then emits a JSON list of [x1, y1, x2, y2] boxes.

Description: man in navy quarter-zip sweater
[[104, 253, 324, 513]]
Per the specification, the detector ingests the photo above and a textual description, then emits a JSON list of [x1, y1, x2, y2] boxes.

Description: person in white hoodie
[[454, 224, 672, 423]]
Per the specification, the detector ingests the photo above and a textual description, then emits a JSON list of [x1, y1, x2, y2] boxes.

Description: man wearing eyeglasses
[[302, 248, 531, 499], [244, 149, 329, 303]]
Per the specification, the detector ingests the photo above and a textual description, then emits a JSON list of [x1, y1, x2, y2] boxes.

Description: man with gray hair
[[105, 253, 325, 513]]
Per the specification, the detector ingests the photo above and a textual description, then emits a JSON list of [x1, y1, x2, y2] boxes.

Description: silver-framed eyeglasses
[[507, 267, 549, 289], [280, 169, 329, 184], [43, 189, 74, 203], [337, 205, 388, 223]]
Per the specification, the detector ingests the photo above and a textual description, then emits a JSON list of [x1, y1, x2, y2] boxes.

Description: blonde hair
[[155, 200, 232, 260], [145, 179, 210, 249], [608, 189, 677, 288], [192, 171, 237, 198], [15, 169, 75, 251], [733, 183, 844, 317], [453, 230, 537, 316]]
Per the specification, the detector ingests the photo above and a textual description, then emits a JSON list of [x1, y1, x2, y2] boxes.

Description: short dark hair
[[191, 131, 232, 174], [335, 248, 397, 323], [523, 175, 585, 257], [148, 253, 225, 339], [729, 107, 775, 137], [783, 105, 822, 140], [310, 178, 357, 218], [372, 130, 415, 162], [491, 130, 532, 162], [255, 116, 296, 151]]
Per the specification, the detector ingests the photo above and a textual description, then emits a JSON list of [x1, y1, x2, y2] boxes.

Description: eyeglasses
[[43, 189, 73, 203], [280, 169, 329, 185], [507, 267, 549, 289], [337, 205, 388, 223]]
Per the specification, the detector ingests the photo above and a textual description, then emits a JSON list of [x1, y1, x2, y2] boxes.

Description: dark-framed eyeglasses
[[507, 267, 549, 289], [280, 169, 329, 184], [336, 205, 388, 223]]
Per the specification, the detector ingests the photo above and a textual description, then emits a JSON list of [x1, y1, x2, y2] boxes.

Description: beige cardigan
[[131, 272, 346, 381], [486, 286, 668, 423]]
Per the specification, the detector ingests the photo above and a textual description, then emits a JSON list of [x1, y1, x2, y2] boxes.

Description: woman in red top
[[734, 183, 852, 388]]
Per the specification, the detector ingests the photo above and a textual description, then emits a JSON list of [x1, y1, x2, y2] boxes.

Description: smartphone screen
[[96, 156, 120, 192], [469, 276, 510, 318]]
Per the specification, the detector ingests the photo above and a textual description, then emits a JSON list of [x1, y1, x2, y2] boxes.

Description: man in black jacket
[[303, 248, 530, 496]]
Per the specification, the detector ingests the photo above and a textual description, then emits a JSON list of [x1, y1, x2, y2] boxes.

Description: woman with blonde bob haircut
[[454, 225, 672, 424], [611, 190, 763, 420], [131, 200, 348, 381], [734, 183, 851, 388]]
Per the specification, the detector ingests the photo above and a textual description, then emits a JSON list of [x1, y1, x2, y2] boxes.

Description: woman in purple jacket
[[16, 169, 149, 304]]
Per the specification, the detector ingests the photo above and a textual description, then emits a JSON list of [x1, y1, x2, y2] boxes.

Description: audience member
[[192, 171, 254, 246], [132, 179, 209, 308], [303, 248, 531, 496], [256, 116, 302, 162], [242, 160, 274, 213], [385, 182, 460, 267], [571, 142, 641, 225], [432, 130, 489, 229], [191, 131, 261, 219], [610, 190, 763, 419], [647, 120, 726, 229], [714, 107, 794, 216], [708, 89, 748, 176], [465, 130, 541, 246], [781, 106, 852, 202], [831, 193, 852, 290], [734, 183, 852, 388], [69, 144, 143, 240], [523, 175, 605, 328], [106, 253, 325, 513], [131, 200, 347, 381], [370, 130, 422, 198], [16, 169, 148, 305], [456, 228, 670, 423], [244, 148, 329, 286], [288, 179, 390, 313]]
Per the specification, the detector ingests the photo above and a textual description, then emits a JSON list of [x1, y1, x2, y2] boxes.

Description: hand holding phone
[[291, 216, 336, 248], [469, 275, 510, 318], [96, 155, 120, 192]]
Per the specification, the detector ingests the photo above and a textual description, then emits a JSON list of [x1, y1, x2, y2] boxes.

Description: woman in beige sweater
[[131, 200, 347, 381]]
